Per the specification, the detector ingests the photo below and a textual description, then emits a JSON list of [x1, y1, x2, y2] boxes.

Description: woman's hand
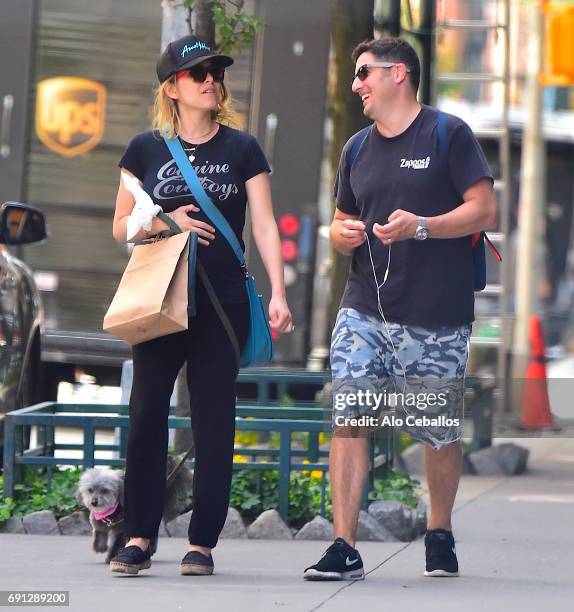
[[167, 203, 215, 246], [268, 295, 294, 334]]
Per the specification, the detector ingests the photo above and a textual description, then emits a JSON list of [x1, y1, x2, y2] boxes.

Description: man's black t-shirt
[[335, 105, 493, 327], [119, 125, 270, 305]]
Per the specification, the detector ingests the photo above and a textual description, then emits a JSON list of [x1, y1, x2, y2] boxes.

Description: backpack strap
[[348, 125, 371, 169], [438, 112, 484, 252], [437, 110, 448, 157], [484, 232, 502, 261]]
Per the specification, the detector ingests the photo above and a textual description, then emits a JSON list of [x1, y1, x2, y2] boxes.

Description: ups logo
[[36, 77, 106, 157]]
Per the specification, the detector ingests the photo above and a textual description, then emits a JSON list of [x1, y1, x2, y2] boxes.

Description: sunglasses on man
[[177, 63, 226, 83], [352, 62, 414, 84]]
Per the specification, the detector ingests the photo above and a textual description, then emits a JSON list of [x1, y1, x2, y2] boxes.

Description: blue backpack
[[347, 111, 501, 291]]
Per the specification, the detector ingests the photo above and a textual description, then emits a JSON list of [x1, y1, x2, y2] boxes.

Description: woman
[[110, 35, 293, 576]]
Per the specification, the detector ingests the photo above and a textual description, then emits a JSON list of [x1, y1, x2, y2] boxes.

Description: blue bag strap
[[348, 125, 371, 169], [437, 110, 448, 157], [163, 136, 246, 267]]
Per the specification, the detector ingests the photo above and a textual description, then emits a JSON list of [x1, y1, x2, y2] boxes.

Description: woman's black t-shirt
[[119, 125, 270, 305]]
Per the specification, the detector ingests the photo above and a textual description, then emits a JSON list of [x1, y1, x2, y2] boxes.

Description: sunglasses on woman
[[352, 62, 413, 84], [177, 63, 226, 83]]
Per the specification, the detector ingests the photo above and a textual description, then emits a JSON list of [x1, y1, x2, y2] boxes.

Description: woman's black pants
[[123, 302, 249, 548]]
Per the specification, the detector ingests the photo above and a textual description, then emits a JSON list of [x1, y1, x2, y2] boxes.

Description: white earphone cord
[[364, 231, 407, 395], [365, 231, 470, 417]]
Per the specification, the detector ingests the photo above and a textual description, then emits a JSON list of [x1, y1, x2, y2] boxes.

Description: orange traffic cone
[[520, 315, 557, 429]]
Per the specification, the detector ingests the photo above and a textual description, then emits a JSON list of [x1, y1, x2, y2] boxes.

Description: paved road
[[1, 437, 573, 611]]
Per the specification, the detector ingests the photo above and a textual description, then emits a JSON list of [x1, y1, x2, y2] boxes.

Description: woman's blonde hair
[[151, 75, 239, 138]]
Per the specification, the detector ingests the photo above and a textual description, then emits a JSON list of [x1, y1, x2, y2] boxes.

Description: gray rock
[[166, 510, 192, 538], [395, 443, 425, 476], [368, 500, 427, 541], [368, 500, 404, 533], [0, 517, 25, 534], [220, 508, 247, 539], [462, 452, 476, 474], [468, 443, 529, 476], [163, 454, 194, 524], [315, 382, 332, 408], [356, 510, 397, 542], [22, 510, 60, 535], [158, 519, 170, 537], [58, 511, 91, 535], [247, 509, 292, 540], [295, 515, 334, 541], [405, 501, 427, 539]]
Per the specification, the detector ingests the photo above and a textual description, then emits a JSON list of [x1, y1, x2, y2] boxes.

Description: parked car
[[0, 201, 46, 448]]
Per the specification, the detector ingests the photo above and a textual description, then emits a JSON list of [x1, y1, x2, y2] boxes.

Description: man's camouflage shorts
[[330, 308, 471, 449]]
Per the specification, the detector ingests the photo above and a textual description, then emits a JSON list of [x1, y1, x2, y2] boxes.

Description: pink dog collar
[[93, 501, 119, 522]]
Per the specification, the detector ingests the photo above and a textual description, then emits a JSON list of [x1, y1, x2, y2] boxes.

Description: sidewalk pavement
[[1, 437, 573, 612]]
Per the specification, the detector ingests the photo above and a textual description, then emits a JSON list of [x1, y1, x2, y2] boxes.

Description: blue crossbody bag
[[164, 136, 273, 368]]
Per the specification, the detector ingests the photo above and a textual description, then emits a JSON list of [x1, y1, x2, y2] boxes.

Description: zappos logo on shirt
[[181, 41, 211, 58], [400, 156, 431, 169]]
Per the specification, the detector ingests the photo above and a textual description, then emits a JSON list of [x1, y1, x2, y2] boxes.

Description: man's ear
[[395, 64, 408, 85]]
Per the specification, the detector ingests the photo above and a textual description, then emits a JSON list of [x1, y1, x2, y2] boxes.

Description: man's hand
[[373, 209, 418, 245], [339, 219, 367, 250]]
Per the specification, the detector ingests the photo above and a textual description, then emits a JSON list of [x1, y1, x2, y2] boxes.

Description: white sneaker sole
[[304, 568, 365, 581], [424, 569, 459, 577]]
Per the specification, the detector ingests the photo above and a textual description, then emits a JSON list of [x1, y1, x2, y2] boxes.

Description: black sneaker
[[304, 538, 364, 581], [110, 545, 151, 575], [424, 529, 459, 577], [180, 550, 214, 576]]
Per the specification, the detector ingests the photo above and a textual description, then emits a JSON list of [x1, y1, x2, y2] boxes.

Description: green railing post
[[37, 425, 46, 455], [259, 382, 270, 403], [278, 429, 291, 520], [2, 416, 15, 498], [14, 421, 24, 487], [120, 427, 129, 458], [471, 385, 494, 450], [47, 424, 55, 457], [83, 425, 95, 469], [308, 432, 319, 462]]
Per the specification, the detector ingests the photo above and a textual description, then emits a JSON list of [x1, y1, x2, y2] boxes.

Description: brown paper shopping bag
[[103, 231, 191, 345]]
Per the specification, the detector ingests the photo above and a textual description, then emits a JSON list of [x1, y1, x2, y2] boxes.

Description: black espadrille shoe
[[180, 550, 214, 576], [110, 545, 151, 575]]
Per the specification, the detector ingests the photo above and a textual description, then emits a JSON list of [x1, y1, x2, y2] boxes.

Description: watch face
[[415, 227, 429, 240]]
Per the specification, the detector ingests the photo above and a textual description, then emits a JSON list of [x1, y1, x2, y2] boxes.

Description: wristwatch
[[414, 216, 429, 241]]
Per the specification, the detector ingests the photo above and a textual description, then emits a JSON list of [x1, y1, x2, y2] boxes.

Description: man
[[304, 38, 496, 581]]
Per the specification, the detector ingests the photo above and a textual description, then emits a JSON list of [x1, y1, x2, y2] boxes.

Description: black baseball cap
[[156, 35, 234, 83]]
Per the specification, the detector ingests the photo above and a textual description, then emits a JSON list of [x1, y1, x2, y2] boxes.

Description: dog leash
[[165, 446, 195, 489]]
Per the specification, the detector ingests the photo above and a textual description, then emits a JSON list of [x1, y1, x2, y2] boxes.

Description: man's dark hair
[[351, 38, 420, 95]]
